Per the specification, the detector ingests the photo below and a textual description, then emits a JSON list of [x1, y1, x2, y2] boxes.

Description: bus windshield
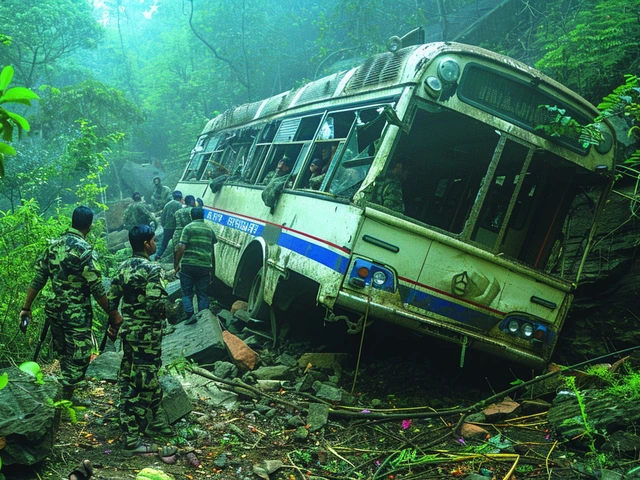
[[386, 102, 608, 278]]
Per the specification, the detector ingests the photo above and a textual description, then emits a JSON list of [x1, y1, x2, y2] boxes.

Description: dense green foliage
[[0, 65, 39, 177]]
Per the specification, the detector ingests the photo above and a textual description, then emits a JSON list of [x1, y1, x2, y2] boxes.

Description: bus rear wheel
[[247, 266, 269, 321]]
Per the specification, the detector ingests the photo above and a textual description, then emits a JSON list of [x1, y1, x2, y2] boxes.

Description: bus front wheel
[[248, 267, 269, 320]]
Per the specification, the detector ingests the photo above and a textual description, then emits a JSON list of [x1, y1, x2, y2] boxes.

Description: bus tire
[[247, 266, 269, 321]]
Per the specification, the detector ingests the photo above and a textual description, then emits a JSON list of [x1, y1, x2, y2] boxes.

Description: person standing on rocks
[[173, 195, 196, 255], [122, 192, 156, 232], [150, 176, 172, 213], [156, 190, 183, 260], [174, 207, 217, 324], [107, 224, 175, 453], [19, 206, 122, 403]]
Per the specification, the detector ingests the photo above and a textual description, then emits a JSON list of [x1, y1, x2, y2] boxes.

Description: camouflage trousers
[[119, 337, 164, 447], [48, 307, 93, 391]]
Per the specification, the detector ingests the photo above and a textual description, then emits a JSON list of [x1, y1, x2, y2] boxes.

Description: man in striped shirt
[[174, 207, 217, 324]]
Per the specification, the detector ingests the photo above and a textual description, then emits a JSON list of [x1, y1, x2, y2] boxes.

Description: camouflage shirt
[[160, 199, 182, 229], [151, 185, 172, 212], [364, 175, 405, 214], [108, 253, 167, 345], [173, 207, 193, 247], [179, 219, 217, 268], [31, 228, 106, 315], [123, 202, 155, 231]]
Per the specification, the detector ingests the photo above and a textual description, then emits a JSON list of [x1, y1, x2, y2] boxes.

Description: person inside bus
[[360, 158, 407, 214], [306, 158, 325, 189], [262, 155, 293, 185]]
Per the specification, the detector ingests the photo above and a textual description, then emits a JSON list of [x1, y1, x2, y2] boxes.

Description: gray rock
[[601, 431, 640, 453], [0, 368, 59, 466], [465, 412, 486, 423], [162, 309, 228, 365], [86, 351, 122, 382], [307, 403, 330, 432], [159, 375, 192, 424], [312, 382, 343, 403], [276, 353, 298, 367], [250, 365, 296, 381], [214, 361, 239, 380], [214, 453, 228, 468], [295, 374, 317, 392]]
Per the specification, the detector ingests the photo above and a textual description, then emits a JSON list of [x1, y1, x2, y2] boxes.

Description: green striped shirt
[[179, 219, 217, 267]]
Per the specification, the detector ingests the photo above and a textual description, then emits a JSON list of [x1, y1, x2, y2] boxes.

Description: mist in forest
[[0, 0, 636, 211]]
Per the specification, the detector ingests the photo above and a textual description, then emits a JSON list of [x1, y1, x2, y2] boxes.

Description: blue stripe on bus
[[279, 232, 350, 274], [205, 207, 350, 274], [398, 285, 497, 330]]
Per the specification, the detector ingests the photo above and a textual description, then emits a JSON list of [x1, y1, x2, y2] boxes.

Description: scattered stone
[[276, 353, 298, 367], [250, 365, 297, 381], [297, 352, 348, 370], [601, 431, 640, 454], [234, 309, 253, 323], [162, 309, 228, 366], [465, 412, 486, 423], [256, 379, 284, 392], [214, 453, 228, 468], [86, 351, 122, 382], [159, 375, 193, 424], [231, 300, 248, 314], [0, 367, 58, 466], [253, 459, 283, 479], [293, 426, 309, 441], [213, 361, 239, 380], [482, 397, 520, 420], [312, 382, 347, 403], [460, 422, 490, 440], [295, 374, 317, 392], [307, 403, 330, 432]]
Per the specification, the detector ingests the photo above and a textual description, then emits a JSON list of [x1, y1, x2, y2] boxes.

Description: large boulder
[[0, 367, 59, 466], [162, 309, 228, 366]]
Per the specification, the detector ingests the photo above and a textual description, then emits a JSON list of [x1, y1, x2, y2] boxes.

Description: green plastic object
[[136, 468, 174, 480], [18, 361, 41, 377]]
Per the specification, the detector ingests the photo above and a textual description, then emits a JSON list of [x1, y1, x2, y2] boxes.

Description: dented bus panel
[[176, 42, 615, 368]]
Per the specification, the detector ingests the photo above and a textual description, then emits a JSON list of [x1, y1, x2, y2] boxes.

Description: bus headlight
[[424, 76, 442, 98], [594, 123, 613, 154], [508, 319, 520, 333], [372, 271, 388, 286], [521, 323, 534, 338], [437, 58, 460, 83], [500, 314, 549, 343]]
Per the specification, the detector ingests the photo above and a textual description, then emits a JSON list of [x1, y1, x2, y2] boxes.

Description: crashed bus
[[175, 42, 615, 368]]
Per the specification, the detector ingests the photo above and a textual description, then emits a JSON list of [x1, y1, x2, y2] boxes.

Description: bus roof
[[201, 42, 601, 137]]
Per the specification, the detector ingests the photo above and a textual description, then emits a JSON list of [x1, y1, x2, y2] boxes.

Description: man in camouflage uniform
[[150, 176, 172, 213], [122, 192, 156, 232], [262, 155, 293, 185], [156, 190, 183, 260], [20, 206, 121, 402], [173, 195, 196, 254], [107, 224, 173, 452], [174, 207, 217, 324], [361, 159, 406, 214]]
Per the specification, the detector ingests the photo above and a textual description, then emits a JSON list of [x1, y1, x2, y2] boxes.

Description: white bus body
[[176, 42, 615, 368]]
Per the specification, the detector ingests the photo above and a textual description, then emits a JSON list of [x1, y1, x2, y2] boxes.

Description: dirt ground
[[1, 322, 624, 480]]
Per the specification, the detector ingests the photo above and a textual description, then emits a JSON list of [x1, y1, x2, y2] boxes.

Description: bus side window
[[326, 107, 386, 197]]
